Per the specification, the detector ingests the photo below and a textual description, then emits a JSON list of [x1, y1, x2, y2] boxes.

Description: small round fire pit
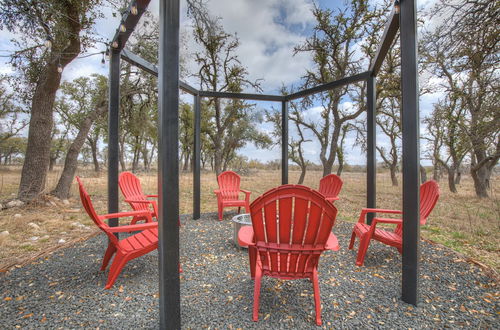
[[231, 213, 251, 248]]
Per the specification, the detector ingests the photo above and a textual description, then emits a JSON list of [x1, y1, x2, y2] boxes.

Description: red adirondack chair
[[119, 171, 182, 227], [119, 171, 157, 224], [238, 185, 340, 326], [214, 171, 251, 221], [76, 177, 159, 289], [349, 180, 440, 266], [318, 174, 343, 202]]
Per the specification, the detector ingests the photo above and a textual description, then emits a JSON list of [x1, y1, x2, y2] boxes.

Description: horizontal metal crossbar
[[285, 71, 371, 101], [120, 49, 199, 95], [198, 90, 284, 102], [369, 9, 400, 75], [121, 49, 374, 104]]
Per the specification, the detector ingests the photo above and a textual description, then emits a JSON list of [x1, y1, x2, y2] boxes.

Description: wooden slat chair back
[[393, 180, 440, 238], [349, 180, 440, 266], [76, 177, 159, 289], [217, 170, 241, 200], [77, 177, 118, 245], [238, 185, 340, 325], [214, 171, 251, 220], [119, 171, 157, 224], [318, 174, 343, 202]]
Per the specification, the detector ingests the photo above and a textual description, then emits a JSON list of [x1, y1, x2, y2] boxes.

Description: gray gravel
[[1, 212, 497, 329]]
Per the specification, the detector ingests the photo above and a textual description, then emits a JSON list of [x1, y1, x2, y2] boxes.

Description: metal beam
[[110, 0, 151, 51], [369, 9, 400, 76], [199, 90, 284, 102], [366, 76, 377, 224], [158, 0, 180, 328], [107, 48, 121, 236], [281, 101, 288, 184], [121, 48, 158, 75], [286, 71, 371, 101], [193, 94, 201, 220], [120, 49, 199, 95], [400, 0, 420, 306]]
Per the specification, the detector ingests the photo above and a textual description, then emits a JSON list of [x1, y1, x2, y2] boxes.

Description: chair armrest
[[372, 217, 403, 225], [240, 189, 251, 195], [368, 217, 403, 235], [101, 210, 151, 219], [146, 194, 158, 198], [238, 225, 255, 247], [358, 208, 403, 224], [362, 208, 403, 214], [214, 189, 221, 195], [326, 196, 339, 202], [107, 221, 158, 233], [325, 232, 340, 251], [124, 199, 154, 204]]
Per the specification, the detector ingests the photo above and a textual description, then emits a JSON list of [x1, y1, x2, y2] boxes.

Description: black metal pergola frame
[[106, 0, 420, 328]]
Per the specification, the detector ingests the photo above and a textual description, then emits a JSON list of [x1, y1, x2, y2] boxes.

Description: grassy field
[[0, 166, 498, 273]]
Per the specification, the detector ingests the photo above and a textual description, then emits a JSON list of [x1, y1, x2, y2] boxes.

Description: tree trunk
[[297, 165, 306, 184], [18, 63, 61, 200], [132, 138, 140, 172], [470, 146, 499, 197], [447, 167, 457, 193], [336, 162, 344, 177], [455, 170, 461, 185], [119, 139, 127, 171], [322, 162, 333, 177], [18, 5, 82, 201], [89, 139, 100, 172], [214, 147, 222, 176], [420, 165, 427, 183], [471, 166, 489, 198], [336, 148, 344, 176], [52, 103, 106, 199], [141, 146, 150, 172], [432, 164, 440, 181], [183, 151, 190, 172], [390, 165, 398, 186], [49, 156, 57, 171]]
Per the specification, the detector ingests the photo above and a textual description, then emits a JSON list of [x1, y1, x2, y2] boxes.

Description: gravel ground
[[1, 212, 497, 329]]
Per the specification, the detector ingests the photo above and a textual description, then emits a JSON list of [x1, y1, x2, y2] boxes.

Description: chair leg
[[348, 231, 357, 250], [101, 244, 116, 271], [312, 268, 322, 326], [356, 234, 371, 266], [248, 246, 257, 279], [105, 252, 129, 289], [238, 206, 241, 214], [245, 202, 250, 214], [218, 203, 223, 221], [252, 267, 263, 322]]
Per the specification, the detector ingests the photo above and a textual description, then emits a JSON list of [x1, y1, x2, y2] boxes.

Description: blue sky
[[0, 0, 441, 166]]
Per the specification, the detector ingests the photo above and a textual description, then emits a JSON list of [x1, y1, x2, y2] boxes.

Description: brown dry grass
[[0, 166, 498, 273]]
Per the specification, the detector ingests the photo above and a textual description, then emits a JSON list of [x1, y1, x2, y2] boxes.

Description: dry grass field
[[0, 166, 498, 274]]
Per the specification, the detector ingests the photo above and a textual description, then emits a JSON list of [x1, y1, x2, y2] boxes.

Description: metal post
[[108, 48, 120, 236], [158, 0, 180, 328], [281, 100, 288, 184], [400, 0, 421, 306], [193, 94, 201, 220], [366, 76, 376, 225]]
